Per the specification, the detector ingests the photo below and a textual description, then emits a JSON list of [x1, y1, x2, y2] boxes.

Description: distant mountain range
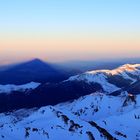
[[1, 57, 140, 85], [57, 57, 140, 72], [0, 63, 140, 112]]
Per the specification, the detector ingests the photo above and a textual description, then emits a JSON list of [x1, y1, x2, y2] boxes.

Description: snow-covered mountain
[[1, 64, 140, 113], [0, 92, 139, 140], [1, 63, 140, 95], [0, 64, 140, 139], [67, 64, 140, 94], [0, 82, 40, 94]]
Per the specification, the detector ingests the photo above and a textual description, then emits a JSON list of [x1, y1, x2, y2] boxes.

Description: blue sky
[[0, 0, 140, 64], [0, 0, 139, 32]]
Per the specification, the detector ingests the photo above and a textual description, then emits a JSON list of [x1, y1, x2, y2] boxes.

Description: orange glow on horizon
[[0, 31, 140, 64]]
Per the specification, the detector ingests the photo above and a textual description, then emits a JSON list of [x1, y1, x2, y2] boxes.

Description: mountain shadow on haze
[[0, 59, 71, 84]]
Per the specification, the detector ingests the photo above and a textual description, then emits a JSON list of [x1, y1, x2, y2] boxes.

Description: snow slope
[[0, 82, 40, 94], [0, 92, 140, 140], [67, 64, 140, 93]]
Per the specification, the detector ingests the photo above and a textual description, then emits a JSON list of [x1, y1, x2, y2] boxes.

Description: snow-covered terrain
[[0, 64, 140, 140], [0, 82, 40, 94], [0, 92, 140, 140], [67, 64, 140, 93]]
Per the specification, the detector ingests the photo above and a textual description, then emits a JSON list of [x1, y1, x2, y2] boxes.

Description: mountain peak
[[85, 63, 140, 75], [21, 58, 50, 68], [28, 58, 46, 64], [119, 63, 140, 69]]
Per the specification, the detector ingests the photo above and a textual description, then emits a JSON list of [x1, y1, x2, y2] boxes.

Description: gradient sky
[[0, 0, 140, 64]]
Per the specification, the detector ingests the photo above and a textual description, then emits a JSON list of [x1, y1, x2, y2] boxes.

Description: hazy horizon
[[0, 0, 140, 64]]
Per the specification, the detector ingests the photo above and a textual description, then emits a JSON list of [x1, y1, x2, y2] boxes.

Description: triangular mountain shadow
[[0, 58, 69, 84]]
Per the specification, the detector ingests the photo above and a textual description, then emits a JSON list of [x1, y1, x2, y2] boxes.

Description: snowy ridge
[[58, 92, 139, 121], [0, 82, 40, 94], [68, 72, 120, 93], [87, 64, 140, 75], [0, 92, 140, 140], [67, 64, 140, 93]]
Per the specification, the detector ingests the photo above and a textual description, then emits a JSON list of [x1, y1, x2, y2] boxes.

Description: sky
[[0, 0, 140, 64]]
